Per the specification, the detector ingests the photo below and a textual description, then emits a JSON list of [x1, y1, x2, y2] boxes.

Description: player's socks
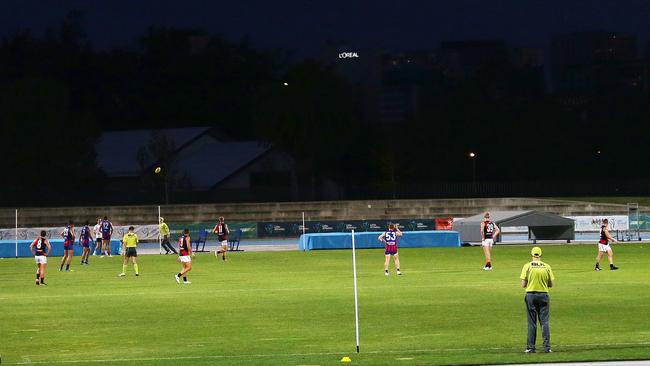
[[65, 264, 70, 271], [384, 270, 389, 276], [36, 273, 39, 280], [610, 264, 619, 270], [40, 277, 44, 284], [134, 264, 139, 275], [183, 276, 187, 282], [59, 264, 63, 271]]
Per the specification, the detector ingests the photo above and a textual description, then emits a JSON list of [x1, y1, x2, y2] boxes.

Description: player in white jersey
[[92, 217, 102, 256]]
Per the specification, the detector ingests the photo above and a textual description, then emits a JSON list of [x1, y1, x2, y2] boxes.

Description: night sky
[[3, 0, 650, 55]]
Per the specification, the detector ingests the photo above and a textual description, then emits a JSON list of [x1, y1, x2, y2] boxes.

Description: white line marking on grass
[[396, 357, 414, 360], [398, 333, 440, 338], [259, 337, 308, 341], [4, 341, 650, 365]]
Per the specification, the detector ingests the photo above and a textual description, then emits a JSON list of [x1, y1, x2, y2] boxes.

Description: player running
[[92, 217, 102, 256], [480, 212, 500, 270], [79, 221, 93, 265], [59, 221, 75, 272], [175, 229, 194, 284], [30, 231, 52, 285], [378, 223, 403, 276], [212, 216, 229, 261], [100, 216, 113, 257], [595, 218, 619, 271], [119, 226, 140, 277]]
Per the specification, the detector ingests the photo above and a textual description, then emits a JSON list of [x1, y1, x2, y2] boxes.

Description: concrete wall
[[0, 198, 635, 228]]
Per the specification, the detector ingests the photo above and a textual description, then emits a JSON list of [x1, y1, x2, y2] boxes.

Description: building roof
[[173, 137, 269, 190], [96, 127, 210, 177], [95, 127, 272, 190], [459, 210, 575, 226], [455, 210, 575, 242]]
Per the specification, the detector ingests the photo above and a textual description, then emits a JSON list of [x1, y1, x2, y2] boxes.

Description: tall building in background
[[551, 31, 643, 95]]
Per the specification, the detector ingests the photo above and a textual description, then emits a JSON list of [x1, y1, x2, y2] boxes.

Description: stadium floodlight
[[469, 152, 477, 183]]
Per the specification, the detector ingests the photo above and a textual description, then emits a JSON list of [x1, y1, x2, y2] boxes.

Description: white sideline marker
[[351, 229, 360, 353]]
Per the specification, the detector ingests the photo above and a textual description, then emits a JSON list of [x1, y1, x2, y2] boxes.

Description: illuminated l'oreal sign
[[338, 52, 359, 58]]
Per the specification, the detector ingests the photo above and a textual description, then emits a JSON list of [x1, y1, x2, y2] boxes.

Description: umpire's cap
[[531, 246, 542, 257]]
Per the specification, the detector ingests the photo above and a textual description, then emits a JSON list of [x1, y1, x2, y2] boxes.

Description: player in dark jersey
[[480, 212, 500, 270], [595, 218, 619, 271], [175, 229, 194, 284], [212, 216, 230, 261], [59, 221, 75, 272], [30, 231, 52, 285], [100, 216, 113, 257], [378, 223, 403, 276], [79, 221, 93, 265]]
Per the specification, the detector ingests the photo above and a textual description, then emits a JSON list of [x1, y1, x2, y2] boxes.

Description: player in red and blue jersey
[[59, 221, 75, 272], [100, 216, 113, 257], [78, 221, 93, 265], [378, 223, 403, 276]]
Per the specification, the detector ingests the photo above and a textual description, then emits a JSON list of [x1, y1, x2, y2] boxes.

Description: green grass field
[[1, 244, 650, 366]]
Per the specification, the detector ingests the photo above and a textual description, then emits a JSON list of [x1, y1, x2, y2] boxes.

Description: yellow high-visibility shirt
[[122, 233, 138, 248], [520, 260, 555, 292]]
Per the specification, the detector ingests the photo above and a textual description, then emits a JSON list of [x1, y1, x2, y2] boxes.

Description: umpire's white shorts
[[35, 255, 47, 264], [482, 239, 494, 247]]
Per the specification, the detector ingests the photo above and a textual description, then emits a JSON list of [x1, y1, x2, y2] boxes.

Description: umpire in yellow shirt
[[520, 246, 555, 353], [159, 217, 177, 254], [119, 226, 139, 277]]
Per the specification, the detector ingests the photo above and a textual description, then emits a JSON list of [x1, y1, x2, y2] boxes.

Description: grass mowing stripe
[[5, 342, 650, 365]]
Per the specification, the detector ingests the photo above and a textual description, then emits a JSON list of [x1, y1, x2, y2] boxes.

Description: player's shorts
[[598, 243, 612, 252], [63, 241, 74, 250], [125, 247, 137, 257], [102, 234, 111, 241], [34, 255, 47, 264], [385, 245, 398, 255], [219, 240, 228, 248], [95, 238, 102, 244], [81, 240, 90, 248], [179, 255, 192, 263], [482, 239, 494, 247]]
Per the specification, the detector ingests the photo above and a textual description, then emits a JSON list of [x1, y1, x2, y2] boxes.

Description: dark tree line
[[2, 12, 650, 206]]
